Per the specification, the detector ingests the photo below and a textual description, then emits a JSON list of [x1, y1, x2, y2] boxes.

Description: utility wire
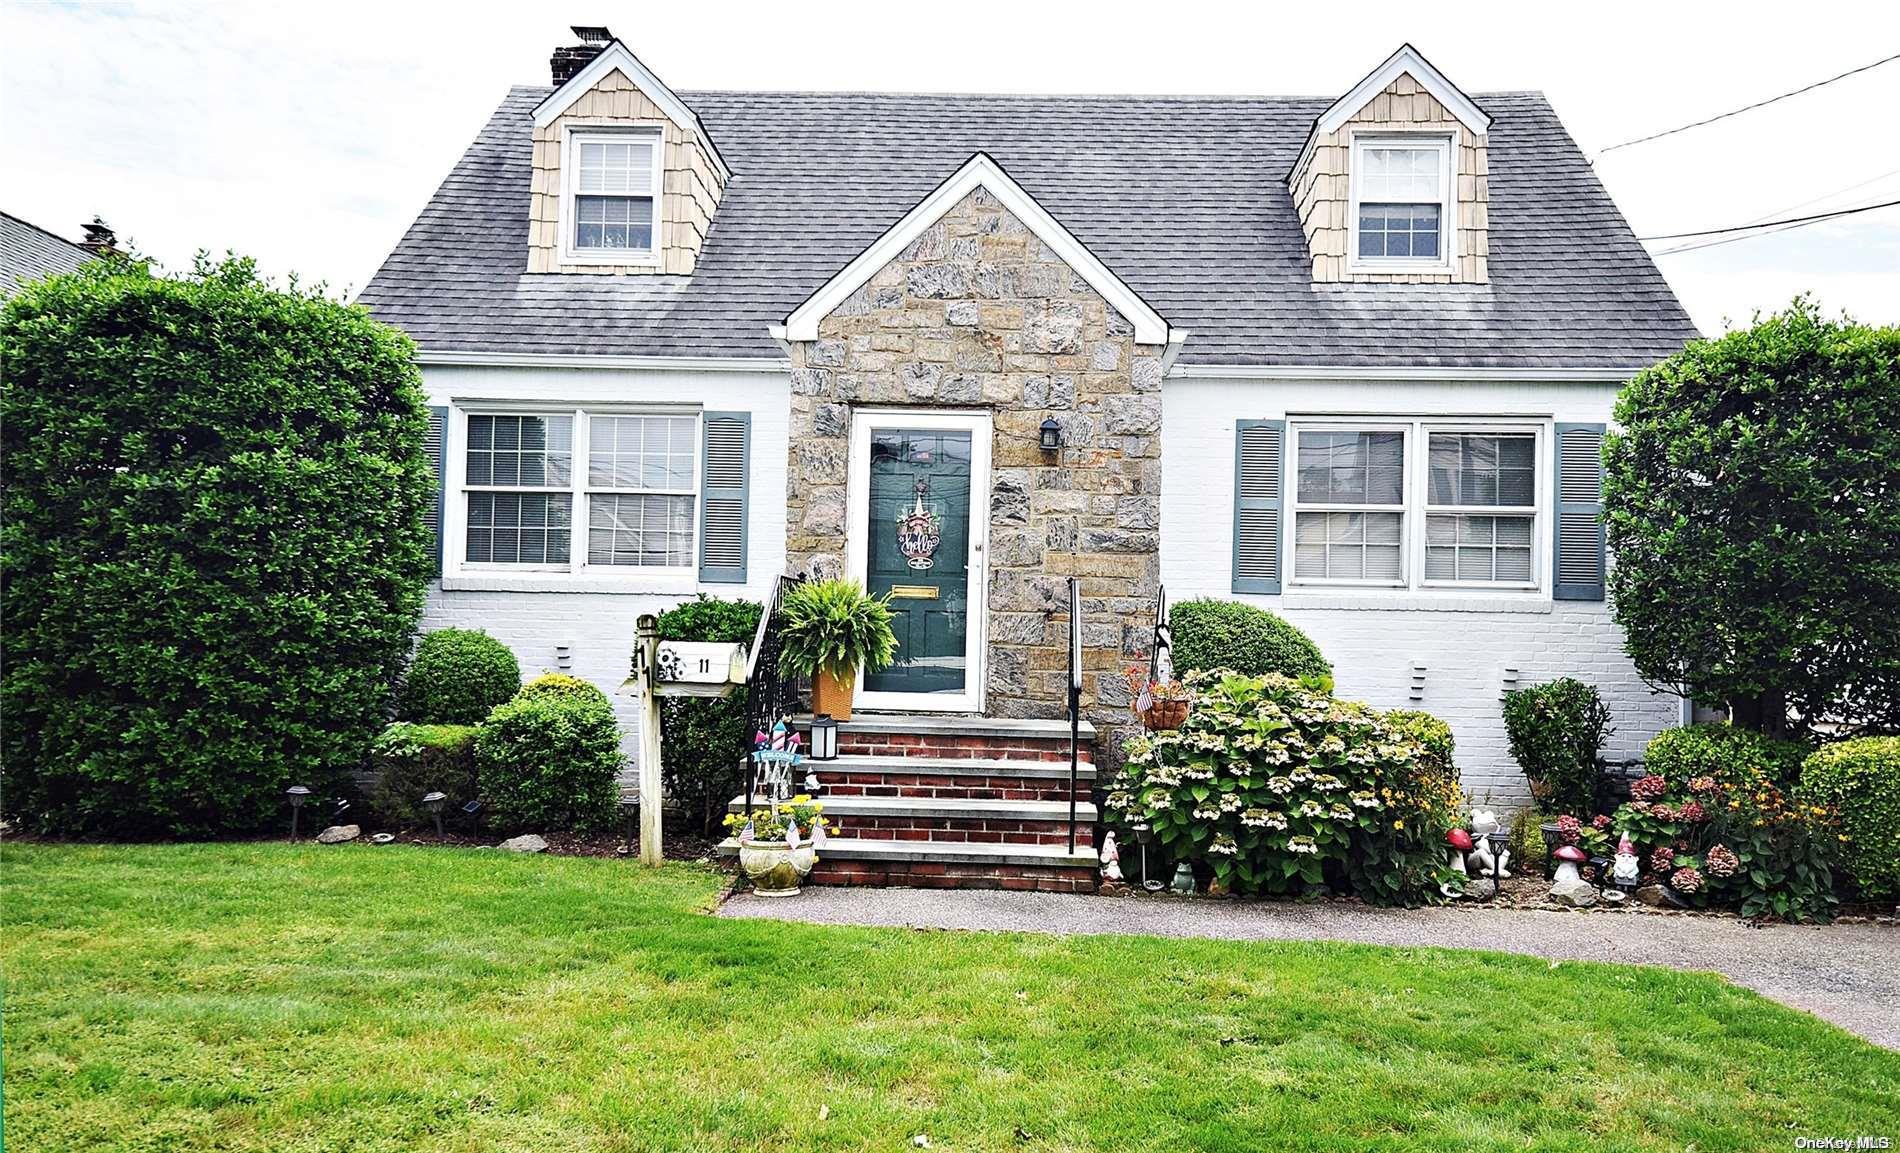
[[1651, 197, 1900, 256], [1593, 52, 1900, 158], [1732, 164, 1900, 228], [1636, 197, 1900, 241]]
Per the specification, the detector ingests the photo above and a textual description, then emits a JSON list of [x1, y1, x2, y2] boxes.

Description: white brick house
[[361, 32, 1699, 818]]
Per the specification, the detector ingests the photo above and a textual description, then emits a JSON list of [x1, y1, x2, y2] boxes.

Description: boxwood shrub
[[514, 672, 608, 707], [1104, 672, 1458, 904], [1167, 598, 1330, 680], [401, 629, 521, 724], [0, 256, 433, 837], [1501, 678, 1612, 817], [370, 722, 479, 827], [1797, 737, 1900, 901], [655, 596, 764, 834], [474, 687, 622, 833]]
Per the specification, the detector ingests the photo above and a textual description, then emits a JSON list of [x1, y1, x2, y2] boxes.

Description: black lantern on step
[[421, 791, 447, 837], [1039, 417, 1062, 452], [285, 785, 311, 840], [810, 714, 839, 761]]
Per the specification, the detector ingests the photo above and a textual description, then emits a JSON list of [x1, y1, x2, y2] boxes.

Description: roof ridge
[[507, 83, 1548, 104]]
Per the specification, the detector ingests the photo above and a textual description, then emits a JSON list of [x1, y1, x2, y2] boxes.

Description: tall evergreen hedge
[[1, 257, 435, 836]]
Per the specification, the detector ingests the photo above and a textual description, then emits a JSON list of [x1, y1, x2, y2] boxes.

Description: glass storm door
[[850, 413, 989, 711]]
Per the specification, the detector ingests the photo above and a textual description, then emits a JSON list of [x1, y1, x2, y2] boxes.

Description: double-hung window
[[458, 410, 698, 576], [563, 130, 661, 262], [1284, 421, 1543, 592], [1350, 135, 1452, 269]]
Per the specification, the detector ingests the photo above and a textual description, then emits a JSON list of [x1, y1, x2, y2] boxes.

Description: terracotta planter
[[737, 835, 817, 897], [811, 668, 856, 722], [1139, 698, 1191, 731]]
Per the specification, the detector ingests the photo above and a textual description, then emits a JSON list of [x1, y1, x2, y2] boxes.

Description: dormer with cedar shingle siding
[[527, 29, 729, 276], [1289, 44, 1492, 284]]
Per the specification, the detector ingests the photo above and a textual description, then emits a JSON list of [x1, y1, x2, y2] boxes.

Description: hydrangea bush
[[1105, 672, 1460, 904]]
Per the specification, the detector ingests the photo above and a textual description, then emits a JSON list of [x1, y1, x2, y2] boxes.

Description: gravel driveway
[[721, 888, 1900, 1048]]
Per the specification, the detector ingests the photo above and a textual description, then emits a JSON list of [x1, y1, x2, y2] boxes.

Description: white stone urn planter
[[737, 835, 818, 897]]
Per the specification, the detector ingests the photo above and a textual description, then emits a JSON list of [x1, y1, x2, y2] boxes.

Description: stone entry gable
[[784, 184, 1166, 742]]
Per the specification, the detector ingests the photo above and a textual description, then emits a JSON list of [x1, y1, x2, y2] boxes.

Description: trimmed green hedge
[[655, 596, 763, 835], [1798, 737, 1900, 900], [474, 689, 622, 834], [401, 629, 521, 724], [1645, 723, 1809, 792], [370, 722, 479, 827], [1167, 599, 1330, 680], [0, 256, 433, 837], [514, 673, 609, 708]]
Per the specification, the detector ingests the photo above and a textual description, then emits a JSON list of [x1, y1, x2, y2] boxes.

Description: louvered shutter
[[698, 411, 750, 584], [1232, 419, 1285, 594], [424, 406, 448, 576], [1552, 422, 1606, 601]]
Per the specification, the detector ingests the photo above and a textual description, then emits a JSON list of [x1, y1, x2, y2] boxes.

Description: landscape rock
[[315, 824, 360, 844], [497, 834, 548, 853], [1465, 878, 1497, 900], [1634, 883, 1668, 907], [1549, 878, 1599, 908]]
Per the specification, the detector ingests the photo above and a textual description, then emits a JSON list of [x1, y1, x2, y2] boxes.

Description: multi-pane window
[[586, 415, 697, 568], [1280, 423, 1542, 591], [569, 134, 657, 256], [460, 411, 697, 572], [464, 415, 573, 565], [1425, 433, 1536, 585], [1293, 430, 1406, 583], [1353, 139, 1449, 263]]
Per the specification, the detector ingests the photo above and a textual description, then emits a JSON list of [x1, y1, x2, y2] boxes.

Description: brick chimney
[[550, 25, 613, 85], [79, 216, 120, 258]]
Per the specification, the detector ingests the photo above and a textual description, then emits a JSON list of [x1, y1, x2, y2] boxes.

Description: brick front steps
[[722, 714, 1101, 891]]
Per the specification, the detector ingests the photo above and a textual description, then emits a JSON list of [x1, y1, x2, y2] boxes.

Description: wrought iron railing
[[1067, 576, 1082, 854], [739, 573, 805, 817], [1148, 584, 1172, 686]]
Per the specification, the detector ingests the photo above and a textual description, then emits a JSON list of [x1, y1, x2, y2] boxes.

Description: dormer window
[[1350, 136, 1452, 269], [561, 130, 662, 264]]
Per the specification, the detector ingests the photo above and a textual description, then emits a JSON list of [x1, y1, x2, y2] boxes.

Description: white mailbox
[[655, 641, 748, 697]]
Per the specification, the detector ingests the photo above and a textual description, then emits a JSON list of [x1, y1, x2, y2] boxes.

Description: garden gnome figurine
[[1100, 832, 1124, 882], [1612, 834, 1640, 886], [1466, 811, 1512, 878]]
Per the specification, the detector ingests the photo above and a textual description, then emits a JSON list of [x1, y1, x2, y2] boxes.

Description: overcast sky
[[4, 0, 1897, 336]]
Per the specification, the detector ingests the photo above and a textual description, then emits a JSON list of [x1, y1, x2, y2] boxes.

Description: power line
[[1651, 197, 1900, 256], [1593, 52, 1900, 158], [1636, 197, 1900, 242], [1732, 164, 1900, 228]]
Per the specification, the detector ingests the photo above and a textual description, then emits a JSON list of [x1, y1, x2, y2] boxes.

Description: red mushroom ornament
[[1551, 844, 1589, 884]]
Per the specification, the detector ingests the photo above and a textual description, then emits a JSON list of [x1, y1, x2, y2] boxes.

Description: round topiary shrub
[[369, 722, 479, 828], [1797, 737, 1900, 901], [514, 673, 609, 707], [1167, 599, 1330, 680], [474, 689, 622, 833], [401, 629, 521, 724], [1501, 678, 1612, 817], [1, 256, 434, 837]]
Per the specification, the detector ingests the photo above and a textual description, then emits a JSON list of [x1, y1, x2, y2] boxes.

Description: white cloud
[[3, 0, 1897, 328]]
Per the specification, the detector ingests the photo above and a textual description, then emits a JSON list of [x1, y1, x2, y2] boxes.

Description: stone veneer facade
[[1290, 72, 1489, 284], [784, 187, 1167, 746], [528, 68, 726, 275]]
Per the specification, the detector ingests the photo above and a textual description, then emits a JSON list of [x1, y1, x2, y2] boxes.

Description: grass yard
[[3, 844, 1895, 1151]]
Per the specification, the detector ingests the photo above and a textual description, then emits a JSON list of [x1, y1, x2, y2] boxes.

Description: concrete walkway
[[721, 888, 1900, 1049]]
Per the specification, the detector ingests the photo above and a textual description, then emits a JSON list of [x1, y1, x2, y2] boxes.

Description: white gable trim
[[1313, 44, 1491, 140], [782, 152, 1170, 346], [531, 40, 730, 183]]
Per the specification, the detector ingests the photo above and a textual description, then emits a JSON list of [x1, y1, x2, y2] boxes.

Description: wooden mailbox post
[[630, 614, 748, 865]]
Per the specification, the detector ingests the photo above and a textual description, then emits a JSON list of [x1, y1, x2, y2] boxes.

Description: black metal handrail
[[740, 573, 805, 817], [1148, 584, 1171, 686], [1067, 576, 1081, 854]]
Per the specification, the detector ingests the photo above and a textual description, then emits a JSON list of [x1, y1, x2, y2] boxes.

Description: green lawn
[[3, 844, 1894, 1151]]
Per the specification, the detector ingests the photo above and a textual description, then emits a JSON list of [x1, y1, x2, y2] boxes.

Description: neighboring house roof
[[359, 86, 1699, 369], [1, 212, 92, 295]]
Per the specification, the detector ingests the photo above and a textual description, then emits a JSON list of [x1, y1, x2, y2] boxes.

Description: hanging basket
[[1138, 698, 1191, 731]]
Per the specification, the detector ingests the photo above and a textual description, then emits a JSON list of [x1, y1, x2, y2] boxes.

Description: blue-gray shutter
[[698, 411, 750, 584], [1232, 419, 1285, 594], [424, 406, 448, 576], [1553, 422, 1607, 600]]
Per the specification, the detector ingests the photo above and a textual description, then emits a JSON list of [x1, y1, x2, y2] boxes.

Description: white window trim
[[444, 404, 702, 592], [1345, 131, 1456, 275], [557, 125, 665, 268], [1283, 417, 1550, 597]]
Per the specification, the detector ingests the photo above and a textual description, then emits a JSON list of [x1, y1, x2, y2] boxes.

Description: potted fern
[[777, 578, 897, 721]]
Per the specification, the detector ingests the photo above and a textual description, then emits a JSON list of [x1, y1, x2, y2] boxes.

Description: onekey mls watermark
[[1794, 1138, 1892, 1150]]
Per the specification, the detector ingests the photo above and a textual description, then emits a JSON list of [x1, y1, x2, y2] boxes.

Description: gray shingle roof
[[359, 86, 1698, 369], [1, 212, 92, 296]]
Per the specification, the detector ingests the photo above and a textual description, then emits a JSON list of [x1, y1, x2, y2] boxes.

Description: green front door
[[863, 427, 973, 697]]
